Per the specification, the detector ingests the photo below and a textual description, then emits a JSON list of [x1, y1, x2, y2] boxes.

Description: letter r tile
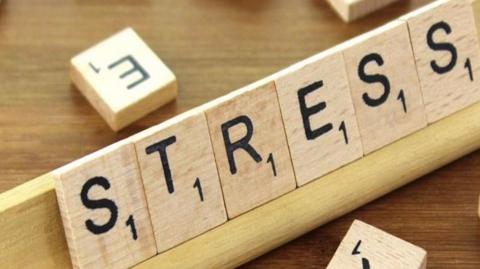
[[132, 109, 227, 253], [53, 141, 156, 269], [205, 81, 296, 219], [275, 49, 363, 186]]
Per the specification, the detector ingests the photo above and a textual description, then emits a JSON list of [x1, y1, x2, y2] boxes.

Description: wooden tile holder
[[2, 1, 480, 268]]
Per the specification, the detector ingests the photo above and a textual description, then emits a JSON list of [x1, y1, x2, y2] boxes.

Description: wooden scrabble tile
[[327, 220, 427, 269], [400, 0, 480, 123], [133, 109, 227, 253], [274, 49, 363, 186], [342, 21, 427, 154], [205, 81, 296, 219], [326, 0, 400, 22], [53, 141, 156, 269], [71, 27, 177, 131]]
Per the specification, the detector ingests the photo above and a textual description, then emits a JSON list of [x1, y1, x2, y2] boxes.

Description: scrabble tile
[[71, 28, 177, 131], [327, 220, 427, 269], [274, 49, 363, 186], [400, 0, 480, 123], [133, 109, 227, 253], [342, 21, 427, 154], [205, 81, 296, 219], [326, 0, 400, 22], [53, 141, 156, 269]]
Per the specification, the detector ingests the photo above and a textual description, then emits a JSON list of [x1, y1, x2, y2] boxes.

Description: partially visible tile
[[326, 0, 400, 22], [327, 220, 427, 269]]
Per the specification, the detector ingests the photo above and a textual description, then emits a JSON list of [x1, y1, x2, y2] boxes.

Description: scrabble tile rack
[[2, 0, 480, 268], [2, 95, 479, 269]]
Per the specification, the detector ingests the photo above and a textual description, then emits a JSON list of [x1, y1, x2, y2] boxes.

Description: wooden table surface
[[1, 0, 479, 268]]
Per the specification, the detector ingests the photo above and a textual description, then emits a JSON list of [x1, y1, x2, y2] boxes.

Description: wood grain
[[2, 0, 480, 268]]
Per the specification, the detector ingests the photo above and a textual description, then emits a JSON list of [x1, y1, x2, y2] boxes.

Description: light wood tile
[[133, 110, 227, 253], [327, 220, 427, 269], [275, 49, 363, 186], [205, 81, 296, 219], [54, 141, 156, 269], [342, 21, 427, 154], [326, 0, 400, 22], [70, 28, 177, 131], [400, 0, 480, 123]]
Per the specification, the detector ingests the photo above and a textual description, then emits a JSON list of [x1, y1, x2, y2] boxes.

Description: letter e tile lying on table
[[275, 48, 363, 186], [341, 20, 427, 154], [132, 109, 227, 253], [327, 220, 427, 269], [70, 27, 177, 131], [400, 0, 480, 123], [204, 81, 296, 219], [53, 141, 156, 269]]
